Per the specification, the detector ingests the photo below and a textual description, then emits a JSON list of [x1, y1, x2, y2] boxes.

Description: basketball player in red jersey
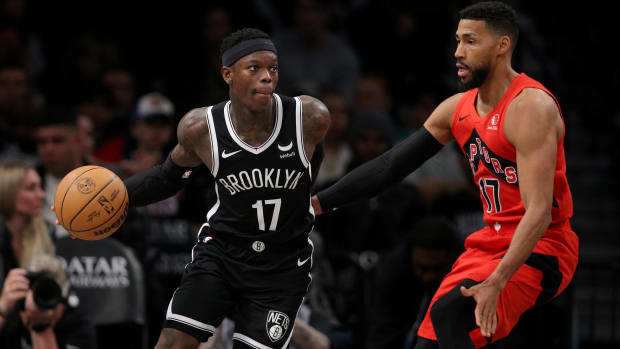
[[312, 1, 578, 348]]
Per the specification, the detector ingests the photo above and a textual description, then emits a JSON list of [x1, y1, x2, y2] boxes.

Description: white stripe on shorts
[[165, 294, 216, 333], [232, 332, 274, 349]]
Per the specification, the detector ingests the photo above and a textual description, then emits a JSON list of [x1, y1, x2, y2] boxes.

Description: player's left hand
[[460, 280, 502, 338], [51, 205, 77, 239]]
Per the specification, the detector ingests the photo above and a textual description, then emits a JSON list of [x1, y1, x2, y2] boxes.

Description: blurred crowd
[[0, 0, 617, 348]]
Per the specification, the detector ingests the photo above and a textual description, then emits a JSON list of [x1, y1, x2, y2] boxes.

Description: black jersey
[[198, 94, 315, 249]]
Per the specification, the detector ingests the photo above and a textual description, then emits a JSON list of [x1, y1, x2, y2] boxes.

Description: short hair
[[219, 28, 271, 57], [35, 107, 78, 129], [459, 1, 519, 50]]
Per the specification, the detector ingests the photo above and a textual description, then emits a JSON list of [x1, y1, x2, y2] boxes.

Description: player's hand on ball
[[460, 280, 501, 338], [51, 205, 77, 239]]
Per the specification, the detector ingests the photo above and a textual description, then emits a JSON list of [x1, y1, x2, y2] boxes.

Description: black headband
[[221, 38, 278, 67]]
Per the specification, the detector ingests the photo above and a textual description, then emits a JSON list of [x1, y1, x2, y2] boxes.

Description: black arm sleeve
[[123, 154, 209, 207], [316, 127, 443, 212], [310, 141, 325, 190]]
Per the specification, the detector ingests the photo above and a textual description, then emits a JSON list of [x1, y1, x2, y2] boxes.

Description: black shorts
[[163, 234, 313, 347]]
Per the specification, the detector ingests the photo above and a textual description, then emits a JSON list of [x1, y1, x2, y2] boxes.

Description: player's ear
[[221, 66, 233, 85], [498, 35, 511, 55]]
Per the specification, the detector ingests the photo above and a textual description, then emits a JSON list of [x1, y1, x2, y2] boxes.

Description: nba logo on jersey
[[266, 310, 290, 342], [488, 114, 500, 131]]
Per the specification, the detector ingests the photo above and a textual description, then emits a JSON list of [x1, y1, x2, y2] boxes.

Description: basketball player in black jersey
[[122, 28, 330, 348]]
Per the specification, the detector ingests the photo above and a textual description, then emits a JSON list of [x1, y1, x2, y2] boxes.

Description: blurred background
[[0, 0, 618, 348]]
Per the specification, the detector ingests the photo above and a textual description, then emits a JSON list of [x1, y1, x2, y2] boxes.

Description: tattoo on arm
[[300, 95, 331, 158], [174, 108, 211, 168]]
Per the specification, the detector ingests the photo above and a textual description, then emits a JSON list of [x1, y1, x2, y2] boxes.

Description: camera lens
[[27, 271, 62, 310]]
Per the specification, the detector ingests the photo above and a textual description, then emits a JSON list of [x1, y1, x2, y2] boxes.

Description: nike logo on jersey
[[222, 149, 242, 159], [297, 256, 311, 267], [278, 142, 293, 152], [458, 114, 471, 122]]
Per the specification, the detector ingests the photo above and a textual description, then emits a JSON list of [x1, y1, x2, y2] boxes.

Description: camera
[[20, 271, 63, 310]]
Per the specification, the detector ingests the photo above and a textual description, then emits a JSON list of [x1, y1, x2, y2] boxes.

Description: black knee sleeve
[[430, 279, 480, 349]]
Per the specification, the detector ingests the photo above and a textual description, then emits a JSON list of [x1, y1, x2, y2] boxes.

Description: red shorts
[[417, 221, 578, 348]]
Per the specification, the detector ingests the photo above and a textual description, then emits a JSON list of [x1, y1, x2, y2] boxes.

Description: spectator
[[364, 216, 461, 349], [272, 0, 360, 102], [76, 113, 97, 164], [313, 90, 352, 190], [0, 64, 45, 162], [102, 68, 136, 119], [48, 36, 121, 107], [34, 108, 88, 238], [120, 92, 176, 177], [84, 68, 136, 163], [0, 161, 54, 272], [171, 5, 233, 112], [353, 74, 393, 115], [0, 0, 47, 77], [0, 254, 96, 349]]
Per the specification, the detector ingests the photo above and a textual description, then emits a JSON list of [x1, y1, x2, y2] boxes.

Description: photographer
[[0, 255, 96, 348]]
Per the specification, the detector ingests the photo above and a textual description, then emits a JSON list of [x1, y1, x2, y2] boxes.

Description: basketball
[[54, 165, 129, 240]]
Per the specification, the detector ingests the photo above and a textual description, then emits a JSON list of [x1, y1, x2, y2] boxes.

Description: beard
[[457, 62, 490, 92]]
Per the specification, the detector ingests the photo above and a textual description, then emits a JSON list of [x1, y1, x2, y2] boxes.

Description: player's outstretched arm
[[124, 108, 212, 207], [313, 93, 460, 213]]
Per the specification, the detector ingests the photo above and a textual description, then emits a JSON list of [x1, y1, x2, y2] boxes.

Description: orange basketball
[[54, 166, 129, 240]]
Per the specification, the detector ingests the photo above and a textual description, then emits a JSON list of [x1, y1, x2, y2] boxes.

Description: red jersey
[[451, 73, 573, 226]]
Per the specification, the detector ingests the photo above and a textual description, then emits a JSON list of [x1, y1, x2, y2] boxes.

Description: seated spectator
[[120, 91, 176, 177], [353, 74, 393, 115], [364, 216, 461, 349], [34, 108, 90, 238], [0, 64, 45, 163], [0, 161, 96, 348], [272, 0, 360, 102], [86, 68, 136, 163], [0, 161, 54, 271], [313, 91, 352, 190]]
